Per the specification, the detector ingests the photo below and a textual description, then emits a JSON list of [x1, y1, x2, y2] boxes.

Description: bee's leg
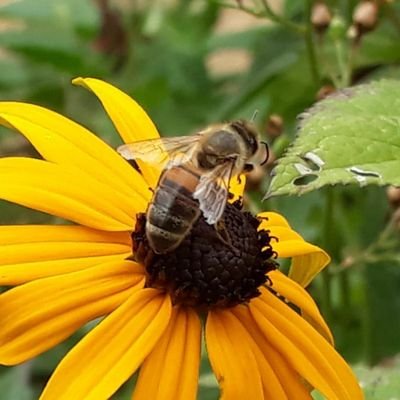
[[131, 212, 154, 265], [228, 193, 243, 208], [215, 219, 239, 254], [132, 213, 146, 251], [127, 159, 142, 174], [231, 196, 243, 210], [216, 221, 231, 244]]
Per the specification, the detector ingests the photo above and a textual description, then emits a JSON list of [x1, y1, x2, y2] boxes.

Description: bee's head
[[231, 120, 269, 169], [197, 120, 265, 170], [230, 120, 259, 157]]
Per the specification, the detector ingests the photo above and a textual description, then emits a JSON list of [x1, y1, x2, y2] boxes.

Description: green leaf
[[267, 80, 400, 197]]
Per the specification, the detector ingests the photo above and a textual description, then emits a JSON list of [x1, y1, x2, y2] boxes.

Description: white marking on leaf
[[294, 163, 314, 175], [304, 152, 325, 168], [348, 167, 381, 178]]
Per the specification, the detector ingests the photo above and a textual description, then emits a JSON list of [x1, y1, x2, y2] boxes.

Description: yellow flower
[[0, 78, 363, 400]]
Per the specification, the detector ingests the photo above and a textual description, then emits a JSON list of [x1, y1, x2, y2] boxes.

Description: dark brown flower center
[[132, 201, 277, 309]]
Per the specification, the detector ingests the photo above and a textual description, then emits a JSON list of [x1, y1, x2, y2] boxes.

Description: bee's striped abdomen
[[146, 164, 201, 254]]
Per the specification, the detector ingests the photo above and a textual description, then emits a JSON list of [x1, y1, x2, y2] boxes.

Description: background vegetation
[[0, 0, 400, 398]]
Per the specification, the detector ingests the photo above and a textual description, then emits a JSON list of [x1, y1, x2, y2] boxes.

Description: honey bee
[[118, 120, 268, 254]]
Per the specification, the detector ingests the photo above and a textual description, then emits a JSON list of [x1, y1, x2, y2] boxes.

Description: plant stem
[[360, 270, 373, 364], [259, 0, 305, 33], [305, 29, 320, 85], [335, 215, 398, 272], [338, 268, 350, 308], [217, 1, 264, 18], [304, 0, 320, 85], [334, 39, 350, 88], [216, 0, 305, 33], [320, 187, 335, 321], [387, 7, 400, 34]]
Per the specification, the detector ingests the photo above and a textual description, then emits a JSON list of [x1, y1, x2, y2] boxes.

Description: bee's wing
[[193, 160, 236, 225], [117, 135, 202, 168]]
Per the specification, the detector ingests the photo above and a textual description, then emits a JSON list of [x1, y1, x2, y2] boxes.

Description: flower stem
[[360, 270, 373, 364]]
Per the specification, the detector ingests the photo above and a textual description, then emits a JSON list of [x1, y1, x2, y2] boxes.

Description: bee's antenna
[[250, 109, 259, 123], [260, 141, 270, 166]]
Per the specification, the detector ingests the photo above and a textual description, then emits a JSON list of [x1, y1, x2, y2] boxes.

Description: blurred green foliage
[[1, 0, 400, 398]]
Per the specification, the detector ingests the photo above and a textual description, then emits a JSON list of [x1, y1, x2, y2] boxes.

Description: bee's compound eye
[[243, 164, 254, 173]]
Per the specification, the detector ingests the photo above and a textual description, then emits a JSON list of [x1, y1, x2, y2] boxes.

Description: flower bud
[[393, 208, 400, 229], [311, 2, 332, 33], [387, 186, 400, 209], [327, 15, 347, 41], [316, 84, 336, 100], [265, 114, 283, 139], [353, 1, 379, 34], [246, 152, 275, 191], [347, 24, 359, 40]]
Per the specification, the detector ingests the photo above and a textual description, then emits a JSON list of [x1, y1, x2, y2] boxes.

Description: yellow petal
[[73, 78, 159, 143], [228, 307, 288, 399], [0, 261, 144, 365], [260, 341, 314, 400], [258, 212, 330, 287], [73, 77, 161, 188], [206, 309, 264, 400], [0, 255, 130, 286], [288, 249, 330, 288], [258, 211, 290, 228], [229, 175, 246, 202], [250, 293, 364, 400], [0, 102, 151, 201], [0, 157, 144, 230], [133, 306, 201, 400], [264, 226, 303, 242], [40, 289, 171, 400], [267, 271, 333, 344], [0, 225, 132, 285], [232, 305, 313, 400]]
